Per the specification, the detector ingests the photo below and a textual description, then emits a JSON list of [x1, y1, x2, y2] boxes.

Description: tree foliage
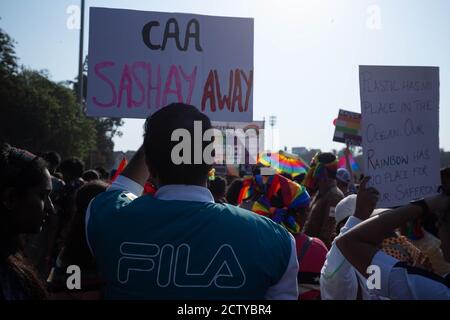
[[0, 27, 122, 168]]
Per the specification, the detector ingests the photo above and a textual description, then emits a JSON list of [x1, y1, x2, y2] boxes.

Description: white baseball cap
[[335, 194, 390, 225], [335, 194, 357, 225]]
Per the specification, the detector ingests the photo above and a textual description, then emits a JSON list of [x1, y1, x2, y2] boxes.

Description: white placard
[[359, 65, 440, 208], [211, 120, 264, 165], [87, 7, 253, 121]]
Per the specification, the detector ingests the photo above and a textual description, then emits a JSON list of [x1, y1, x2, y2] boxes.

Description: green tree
[[0, 27, 97, 161], [0, 25, 17, 76]]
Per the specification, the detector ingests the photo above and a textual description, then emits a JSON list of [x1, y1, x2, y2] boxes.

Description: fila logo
[[117, 243, 246, 288]]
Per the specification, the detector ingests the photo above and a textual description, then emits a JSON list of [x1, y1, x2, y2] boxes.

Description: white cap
[[335, 194, 390, 225], [335, 194, 357, 225]]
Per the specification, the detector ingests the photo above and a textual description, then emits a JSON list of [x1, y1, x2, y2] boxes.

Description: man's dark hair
[[41, 151, 61, 171], [226, 179, 244, 206], [82, 169, 100, 182], [95, 166, 109, 180], [59, 158, 84, 181], [0, 143, 49, 194], [208, 176, 227, 199], [143, 103, 213, 186]]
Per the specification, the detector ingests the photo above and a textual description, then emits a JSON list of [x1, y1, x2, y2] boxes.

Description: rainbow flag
[[237, 177, 254, 204], [258, 151, 309, 177], [250, 174, 311, 234], [338, 153, 360, 171]]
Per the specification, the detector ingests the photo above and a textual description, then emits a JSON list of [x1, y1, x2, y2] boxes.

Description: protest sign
[[333, 109, 362, 146], [211, 120, 264, 177], [211, 120, 264, 165], [87, 7, 254, 121], [360, 65, 440, 208]]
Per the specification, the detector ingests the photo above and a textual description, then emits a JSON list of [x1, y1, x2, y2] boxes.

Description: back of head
[[226, 179, 244, 206], [41, 151, 61, 174], [143, 103, 213, 186], [208, 176, 227, 199], [304, 152, 338, 191], [0, 143, 48, 193], [59, 158, 84, 182], [95, 166, 109, 180], [82, 169, 100, 182], [74, 180, 109, 224], [316, 152, 338, 179]]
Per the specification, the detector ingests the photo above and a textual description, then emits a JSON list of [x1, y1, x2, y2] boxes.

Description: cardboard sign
[[359, 65, 440, 208], [87, 7, 254, 121], [333, 109, 362, 146], [211, 120, 264, 165]]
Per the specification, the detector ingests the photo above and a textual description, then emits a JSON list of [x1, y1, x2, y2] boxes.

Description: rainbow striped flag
[[250, 174, 311, 234], [338, 153, 360, 171], [258, 151, 309, 177]]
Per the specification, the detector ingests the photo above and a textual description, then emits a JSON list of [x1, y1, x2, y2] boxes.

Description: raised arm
[[120, 145, 150, 187], [336, 179, 448, 276], [344, 144, 354, 185]]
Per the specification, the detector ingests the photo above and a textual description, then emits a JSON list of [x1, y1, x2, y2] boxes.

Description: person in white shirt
[[337, 177, 450, 300], [320, 180, 387, 300]]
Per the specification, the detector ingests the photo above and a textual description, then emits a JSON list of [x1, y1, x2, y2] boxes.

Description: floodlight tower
[[269, 115, 277, 151]]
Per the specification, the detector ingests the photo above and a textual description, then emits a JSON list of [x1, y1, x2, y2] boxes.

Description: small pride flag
[[333, 109, 362, 146]]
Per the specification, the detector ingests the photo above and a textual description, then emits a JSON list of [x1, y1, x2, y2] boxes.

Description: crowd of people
[[1, 103, 450, 300]]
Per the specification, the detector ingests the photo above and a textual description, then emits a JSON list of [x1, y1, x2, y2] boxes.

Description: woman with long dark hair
[[0, 143, 54, 299]]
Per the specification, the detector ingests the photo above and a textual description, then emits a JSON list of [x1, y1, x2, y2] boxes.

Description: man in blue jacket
[[86, 103, 298, 299]]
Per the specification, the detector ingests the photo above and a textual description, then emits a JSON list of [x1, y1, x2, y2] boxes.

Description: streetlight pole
[[269, 115, 277, 151], [77, 0, 85, 105]]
